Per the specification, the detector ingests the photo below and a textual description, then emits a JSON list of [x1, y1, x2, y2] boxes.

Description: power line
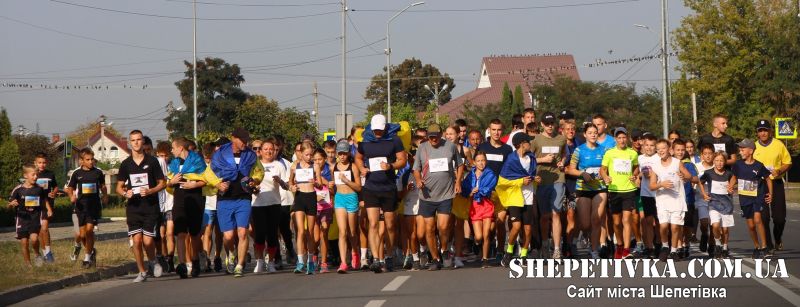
[[351, 0, 640, 12], [346, 13, 382, 55], [50, 0, 340, 21], [164, 0, 340, 7]]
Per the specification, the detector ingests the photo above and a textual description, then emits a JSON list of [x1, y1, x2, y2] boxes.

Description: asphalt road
[[14, 206, 800, 307]]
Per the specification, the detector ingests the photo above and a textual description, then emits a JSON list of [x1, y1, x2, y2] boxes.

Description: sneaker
[[706, 244, 716, 258], [613, 245, 622, 259], [762, 248, 771, 259], [501, 253, 512, 267], [294, 262, 305, 274], [191, 260, 201, 277], [722, 248, 730, 258], [267, 261, 277, 273], [481, 259, 490, 268], [699, 234, 708, 252], [360, 258, 370, 271], [226, 253, 236, 274], [495, 252, 504, 264], [176, 263, 188, 279], [765, 248, 775, 257], [254, 259, 266, 273], [569, 244, 578, 259], [776, 242, 784, 251], [153, 262, 163, 278], [133, 272, 147, 283], [420, 251, 431, 267], [752, 249, 759, 259], [590, 251, 600, 260], [370, 261, 382, 273], [351, 253, 360, 270], [44, 251, 54, 263], [713, 245, 723, 259], [234, 265, 244, 277], [81, 260, 92, 269], [599, 245, 610, 259], [622, 248, 633, 259], [213, 257, 222, 272], [320, 262, 330, 273], [689, 235, 699, 243], [306, 261, 317, 275], [658, 247, 669, 262], [403, 255, 413, 270], [384, 257, 394, 272], [412, 260, 422, 271], [337, 262, 348, 274], [552, 249, 562, 260], [71, 245, 81, 261], [428, 260, 441, 271], [682, 246, 690, 259], [668, 251, 680, 261], [454, 257, 465, 269], [199, 252, 209, 272], [442, 251, 452, 268]]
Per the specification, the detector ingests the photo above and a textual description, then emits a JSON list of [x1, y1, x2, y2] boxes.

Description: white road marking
[[365, 300, 386, 307], [382, 275, 411, 292], [724, 250, 800, 305]]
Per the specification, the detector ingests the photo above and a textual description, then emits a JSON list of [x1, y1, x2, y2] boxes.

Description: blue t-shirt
[[699, 168, 734, 214], [598, 134, 616, 150], [731, 160, 771, 204], [683, 159, 697, 208], [358, 137, 405, 192], [571, 143, 608, 191]]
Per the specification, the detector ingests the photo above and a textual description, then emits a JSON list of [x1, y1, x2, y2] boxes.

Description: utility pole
[[313, 82, 319, 130], [340, 0, 347, 139], [691, 89, 697, 136], [192, 0, 198, 139], [99, 115, 106, 162], [660, 0, 670, 138]]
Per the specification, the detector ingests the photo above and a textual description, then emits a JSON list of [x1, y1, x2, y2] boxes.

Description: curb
[[0, 262, 137, 306], [0, 218, 115, 233]]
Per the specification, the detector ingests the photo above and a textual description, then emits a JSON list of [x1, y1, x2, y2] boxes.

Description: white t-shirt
[[253, 160, 289, 207], [638, 154, 658, 198], [520, 155, 535, 205], [279, 158, 294, 206], [652, 157, 687, 212], [505, 130, 524, 147]]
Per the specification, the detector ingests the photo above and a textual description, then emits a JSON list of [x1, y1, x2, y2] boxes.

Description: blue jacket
[[461, 167, 497, 202]]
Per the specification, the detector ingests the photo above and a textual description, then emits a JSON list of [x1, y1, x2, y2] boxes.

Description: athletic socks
[[84, 253, 91, 262], [360, 248, 368, 258], [723, 244, 728, 250], [44, 246, 51, 254], [520, 248, 528, 258], [297, 254, 305, 264], [506, 244, 514, 254], [412, 252, 419, 261], [716, 238, 723, 246], [670, 247, 678, 253]]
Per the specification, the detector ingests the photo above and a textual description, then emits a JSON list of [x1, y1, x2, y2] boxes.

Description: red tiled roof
[[439, 54, 580, 120], [87, 126, 131, 154]]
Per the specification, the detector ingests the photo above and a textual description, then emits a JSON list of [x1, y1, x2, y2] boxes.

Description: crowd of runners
[[8, 109, 793, 283]]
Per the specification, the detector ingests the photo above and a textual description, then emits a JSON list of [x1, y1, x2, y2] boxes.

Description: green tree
[[233, 95, 317, 157], [364, 58, 455, 115], [500, 82, 513, 113], [13, 134, 64, 183], [461, 102, 507, 133], [513, 85, 525, 115], [0, 108, 21, 195], [167, 57, 249, 139]]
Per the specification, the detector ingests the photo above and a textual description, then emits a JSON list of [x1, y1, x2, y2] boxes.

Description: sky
[[0, 0, 691, 141]]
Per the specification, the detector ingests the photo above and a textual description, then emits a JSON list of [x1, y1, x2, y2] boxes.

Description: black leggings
[[276, 206, 294, 261], [763, 179, 787, 247], [251, 206, 281, 249]]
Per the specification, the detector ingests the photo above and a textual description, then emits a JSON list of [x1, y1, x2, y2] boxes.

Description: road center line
[[364, 299, 386, 307], [382, 275, 411, 292]]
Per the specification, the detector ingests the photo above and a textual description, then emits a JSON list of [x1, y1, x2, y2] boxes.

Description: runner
[[566, 123, 609, 259], [636, 133, 658, 258], [271, 135, 296, 269], [497, 133, 538, 266], [600, 127, 639, 259], [9, 165, 52, 267], [167, 137, 208, 278], [694, 144, 715, 256], [289, 142, 322, 275], [648, 139, 693, 261], [476, 119, 513, 262], [462, 151, 498, 268], [33, 153, 57, 263], [698, 114, 738, 165], [66, 149, 106, 269], [753, 119, 792, 254], [592, 114, 617, 150], [117, 130, 166, 282], [560, 120, 579, 258], [355, 114, 407, 273], [732, 138, 773, 259], [252, 139, 287, 274], [312, 148, 333, 273], [531, 112, 568, 259], [445, 125, 469, 268], [698, 151, 735, 258], [200, 143, 224, 272], [332, 139, 362, 273]]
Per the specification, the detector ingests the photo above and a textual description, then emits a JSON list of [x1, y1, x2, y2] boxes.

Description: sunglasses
[[252, 147, 260, 151]]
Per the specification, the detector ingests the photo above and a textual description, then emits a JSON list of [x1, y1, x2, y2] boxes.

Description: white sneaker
[[133, 272, 147, 283], [453, 257, 465, 268], [153, 262, 163, 278], [267, 260, 277, 273], [254, 259, 266, 273], [552, 249, 562, 260]]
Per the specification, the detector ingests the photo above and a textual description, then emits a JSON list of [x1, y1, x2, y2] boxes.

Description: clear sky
[[0, 0, 690, 140]]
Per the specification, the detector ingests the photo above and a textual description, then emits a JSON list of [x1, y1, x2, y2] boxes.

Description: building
[[86, 127, 130, 164], [438, 54, 581, 119]]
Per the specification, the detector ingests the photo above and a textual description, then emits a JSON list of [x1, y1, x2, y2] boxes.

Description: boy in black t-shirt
[[731, 139, 773, 259], [8, 165, 53, 267], [34, 153, 58, 263], [66, 148, 107, 268]]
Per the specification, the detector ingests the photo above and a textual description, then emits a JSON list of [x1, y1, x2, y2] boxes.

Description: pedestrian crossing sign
[[775, 118, 797, 139]]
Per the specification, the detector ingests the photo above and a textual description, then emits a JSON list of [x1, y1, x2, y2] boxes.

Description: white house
[[87, 127, 130, 164]]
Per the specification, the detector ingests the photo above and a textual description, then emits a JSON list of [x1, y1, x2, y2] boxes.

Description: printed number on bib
[[486, 154, 504, 162], [295, 168, 314, 183], [542, 146, 560, 154], [428, 158, 449, 173], [713, 144, 726, 153], [368, 157, 388, 172], [737, 179, 757, 197], [710, 180, 728, 195], [334, 171, 351, 185], [613, 159, 632, 174], [585, 167, 600, 176]]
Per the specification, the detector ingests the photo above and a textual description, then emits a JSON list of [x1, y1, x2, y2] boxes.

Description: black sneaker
[[384, 258, 394, 272], [428, 260, 440, 271], [205, 258, 212, 273], [761, 248, 770, 259], [402, 256, 413, 270], [722, 248, 730, 259], [668, 251, 680, 261], [191, 260, 201, 277], [501, 253, 512, 267], [370, 261, 382, 273], [168, 256, 175, 273], [713, 245, 723, 259], [481, 259, 490, 268], [176, 263, 188, 279], [81, 260, 92, 269], [599, 245, 610, 259], [752, 249, 759, 259], [658, 247, 669, 262], [681, 246, 690, 259], [699, 234, 708, 252], [776, 242, 784, 251], [213, 257, 222, 272], [707, 243, 716, 258], [411, 260, 422, 271]]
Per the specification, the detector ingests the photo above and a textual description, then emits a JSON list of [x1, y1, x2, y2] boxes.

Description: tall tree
[[513, 85, 525, 115], [233, 95, 318, 157], [500, 82, 513, 112], [364, 58, 455, 115], [14, 134, 65, 184], [0, 108, 21, 195], [166, 57, 249, 139]]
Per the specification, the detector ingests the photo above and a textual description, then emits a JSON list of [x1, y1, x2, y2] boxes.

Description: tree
[[364, 58, 455, 115], [166, 57, 249, 139], [233, 95, 318, 157], [461, 102, 506, 132], [67, 120, 121, 149], [513, 85, 525, 115], [0, 108, 21, 195], [673, 0, 800, 149]]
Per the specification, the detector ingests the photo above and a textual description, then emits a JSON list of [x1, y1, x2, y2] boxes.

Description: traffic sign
[[775, 118, 797, 139], [65, 140, 73, 158], [323, 132, 336, 142]]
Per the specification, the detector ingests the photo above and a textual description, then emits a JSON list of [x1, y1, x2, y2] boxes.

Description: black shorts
[[172, 188, 205, 236], [76, 207, 101, 227], [419, 199, 452, 218], [577, 190, 604, 199], [15, 211, 42, 239], [506, 206, 533, 226], [362, 189, 398, 213], [684, 204, 696, 227], [609, 191, 637, 214], [641, 196, 657, 217], [291, 191, 317, 215], [127, 210, 160, 237]]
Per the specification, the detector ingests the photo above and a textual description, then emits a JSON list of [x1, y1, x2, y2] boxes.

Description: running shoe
[[370, 261, 382, 273], [254, 259, 266, 273], [70, 244, 81, 262], [153, 262, 164, 278], [403, 255, 413, 270], [765, 248, 775, 257], [306, 261, 317, 275], [621, 248, 633, 259], [777, 242, 784, 251], [552, 248, 562, 260], [751, 249, 759, 260], [454, 257, 465, 269], [82, 260, 92, 269], [598, 245, 610, 259], [234, 265, 244, 278], [713, 245, 723, 259], [176, 263, 188, 279], [481, 259, 490, 268], [500, 253, 512, 267], [668, 251, 680, 261], [699, 233, 708, 252], [495, 251, 504, 264], [213, 257, 222, 272], [294, 262, 305, 274], [428, 260, 441, 271], [569, 244, 578, 259], [762, 248, 771, 259], [360, 259, 370, 271], [420, 251, 430, 267], [658, 247, 669, 262], [133, 272, 147, 283], [384, 258, 394, 272], [191, 260, 201, 277], [44, 251, 54, 263], [613, 245, 622, 259], [267, 261, 277, 273], [226, 253, 236, 274], [337, 262, 348, 274], [442, 251, 453, 268], [722, 248, 730, 259], [168, 256, 176, 273], [320, 262, 330, 274], [412, 260, 422, 271], [351, 253, 360, 270], [706, 244, 715, 258], [199, 251, 208, 272]]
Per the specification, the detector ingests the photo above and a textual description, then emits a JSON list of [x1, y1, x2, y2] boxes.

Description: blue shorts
[[536, 183, 565, 215], [217, 199, 251, 232], [419, 199, 453, 218], [202, 209, 217, 229], [334, 192, 359, 213], [740, 197, 764, 219]]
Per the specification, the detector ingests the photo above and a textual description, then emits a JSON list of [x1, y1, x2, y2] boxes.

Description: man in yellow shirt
[[753, 119, 792, 253]]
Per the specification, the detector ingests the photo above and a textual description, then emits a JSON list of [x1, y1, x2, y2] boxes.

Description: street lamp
[[424, 83, 449, 122], [386, 1, 424, 123]]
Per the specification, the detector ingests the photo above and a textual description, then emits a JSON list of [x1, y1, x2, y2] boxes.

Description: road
[[13, 206, 800, 307]]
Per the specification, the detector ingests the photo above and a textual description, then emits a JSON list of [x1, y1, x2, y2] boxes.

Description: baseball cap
[[512, 132, 532, 147], [558, 110, 575, 120], [756, 119, 771, 131], [335, 139, 350, 153], [631, 129, 643, 140], [427, 123, 442, 137], [737, 138, 756, 149], [613, 127, 628, 136], [231, 127, 251, 143], [370, 114, 387, 130], [541, 112, 557, 125]]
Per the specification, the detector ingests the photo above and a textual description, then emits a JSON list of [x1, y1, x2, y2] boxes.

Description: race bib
[[295, 168, 314, 183], [542, 146, 560, 154], [81, 183, 98, 194], [613, 159, 632, 174], [428, 158, 449, 173], [585, 167, 600, 176], [486, 154, 504, 162], [334, 171, 351, 185], [36, 178, 50, 190], [24, 196, 39, 207], [264, 166, 278, 181], [737, 179, 758, 197], [713, 143, 726, 153], [368, 157, 388, 172], [130, 173, 149, 188], [710, 180, 728, 195]]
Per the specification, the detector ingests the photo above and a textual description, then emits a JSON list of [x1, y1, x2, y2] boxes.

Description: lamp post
[[634, 22, 670, 138], [424, 83, 449, 123], [385, 1, 424, 123], [192, 0, 198, 139]]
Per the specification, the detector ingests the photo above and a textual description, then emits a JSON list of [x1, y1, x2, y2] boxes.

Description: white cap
[[371, 114, 387, 130]]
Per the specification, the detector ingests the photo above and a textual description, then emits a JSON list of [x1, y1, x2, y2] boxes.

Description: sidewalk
[[0, 219, 129, 243]]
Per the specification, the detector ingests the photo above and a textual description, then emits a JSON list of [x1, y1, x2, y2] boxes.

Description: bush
[[0, 195, 127, 227]]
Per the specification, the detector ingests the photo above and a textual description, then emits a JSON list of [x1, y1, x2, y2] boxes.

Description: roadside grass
[[0, 238, 133, 292]]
